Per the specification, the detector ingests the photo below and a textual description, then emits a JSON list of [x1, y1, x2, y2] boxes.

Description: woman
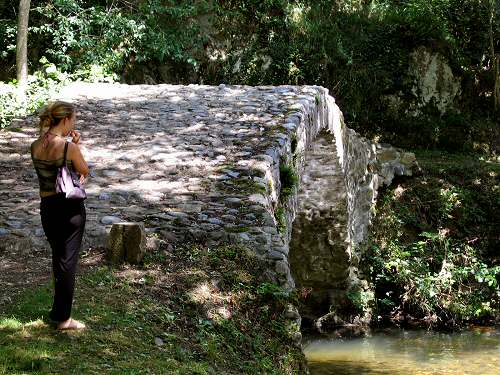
[[30, 101, 89, 330]]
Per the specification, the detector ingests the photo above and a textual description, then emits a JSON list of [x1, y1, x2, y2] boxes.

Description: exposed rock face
[[383, 46, 461, 117], [0, 82, 417, 340], [408, 46, 461, 114]]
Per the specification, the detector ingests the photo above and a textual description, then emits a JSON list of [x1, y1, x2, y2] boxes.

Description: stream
[[304, 327, 499, 374]]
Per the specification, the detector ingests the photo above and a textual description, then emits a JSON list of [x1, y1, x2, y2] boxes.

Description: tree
[[16, 0, 30, 101], [488, 0, 500, 112]]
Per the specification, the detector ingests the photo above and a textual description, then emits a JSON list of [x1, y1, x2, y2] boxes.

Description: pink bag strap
[[63, 141, 69, 167]]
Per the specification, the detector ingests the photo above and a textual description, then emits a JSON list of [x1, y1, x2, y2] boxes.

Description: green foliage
[[29, 0, 145, 73], [275, 207, 287, 234], [0, 59, 66, 128], [256, 282, 290, 301], [2, 0, 497, 144], [369, 235, 499, 320], [0, 57, 116, 128], [185, 0, 496, 150], [371, 107, 499, 154], [279, 164, 299, 199], [136, 0, 209, 64], [364, 152, 500, 325], [210, 0, 296, 85], [347, 289, 375, 314], [0, 18, 16, 60], [1, 0, 210, 82]]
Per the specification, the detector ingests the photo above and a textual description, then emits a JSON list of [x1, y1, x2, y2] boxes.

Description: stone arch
[[264, 92, 418, 332]]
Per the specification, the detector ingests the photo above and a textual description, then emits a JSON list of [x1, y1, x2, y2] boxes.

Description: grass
[[274, 208, 287, 234], [0, 245, 306, 374]]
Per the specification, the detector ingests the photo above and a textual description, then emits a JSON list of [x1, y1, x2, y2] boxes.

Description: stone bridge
[[0, 83, 416, 330]]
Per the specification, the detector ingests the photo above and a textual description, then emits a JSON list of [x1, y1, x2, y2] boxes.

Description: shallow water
[[304, 328, 500, 375]]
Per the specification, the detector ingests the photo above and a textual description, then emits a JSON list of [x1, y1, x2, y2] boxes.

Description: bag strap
[[30, 142, 35, 161], [63, 141, 69, 167]]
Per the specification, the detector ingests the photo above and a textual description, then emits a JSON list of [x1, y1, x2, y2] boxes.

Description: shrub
[[0, 57, 115, 129], [279, 164, 298, 199], [364, 152, 500, 325]]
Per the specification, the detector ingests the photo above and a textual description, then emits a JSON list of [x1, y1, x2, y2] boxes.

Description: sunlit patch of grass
[[0, 318, 58, 374], [0, 317, 24, 330]]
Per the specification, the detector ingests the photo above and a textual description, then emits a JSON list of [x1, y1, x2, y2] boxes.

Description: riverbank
[[363, 150, 499, 328], [0, 244, 307, 374]]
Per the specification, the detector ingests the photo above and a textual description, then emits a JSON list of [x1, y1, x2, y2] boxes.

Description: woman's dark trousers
[[40, 194, 86, 322]]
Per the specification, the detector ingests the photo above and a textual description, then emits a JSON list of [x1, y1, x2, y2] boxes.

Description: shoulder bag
[[55, 141, 87, 199]]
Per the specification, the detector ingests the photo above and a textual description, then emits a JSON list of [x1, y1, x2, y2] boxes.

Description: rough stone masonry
[[0, 83, 417, 333]]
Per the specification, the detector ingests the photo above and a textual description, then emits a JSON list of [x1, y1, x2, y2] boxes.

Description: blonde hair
[[39, 101, 75, 130]]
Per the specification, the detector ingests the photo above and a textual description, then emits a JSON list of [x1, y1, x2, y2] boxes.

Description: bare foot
[[57, 318, 86, 330]]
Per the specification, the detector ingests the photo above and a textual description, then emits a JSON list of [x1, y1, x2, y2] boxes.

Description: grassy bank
[[0, 245, 306, 374], [364, 151, 499, 327]]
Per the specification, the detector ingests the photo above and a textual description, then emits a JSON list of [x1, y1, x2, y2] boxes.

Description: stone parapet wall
[[330, 103, 416, 262]]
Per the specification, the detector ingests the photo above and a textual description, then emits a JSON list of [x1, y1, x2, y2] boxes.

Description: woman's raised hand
[[70, 130, 81, 144]]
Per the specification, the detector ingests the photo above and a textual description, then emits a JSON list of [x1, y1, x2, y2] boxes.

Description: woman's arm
[[68, 142, 89, 179]]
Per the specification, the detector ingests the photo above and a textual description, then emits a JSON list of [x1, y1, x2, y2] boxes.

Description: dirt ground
[[0, 245, 106, 314]]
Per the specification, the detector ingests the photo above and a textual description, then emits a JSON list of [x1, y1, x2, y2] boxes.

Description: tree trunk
[[493, 47, 500, 112], [488, 0, 499, 112], [16, 0, 30, 101]]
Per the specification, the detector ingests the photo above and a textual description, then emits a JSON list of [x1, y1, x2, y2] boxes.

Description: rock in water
[[107, 222, 146, 264]]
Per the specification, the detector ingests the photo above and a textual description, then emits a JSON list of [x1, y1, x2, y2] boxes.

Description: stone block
[[376, 148, 398, 163], [401, 152, 416, 166], [107, 222, 146, 264]]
